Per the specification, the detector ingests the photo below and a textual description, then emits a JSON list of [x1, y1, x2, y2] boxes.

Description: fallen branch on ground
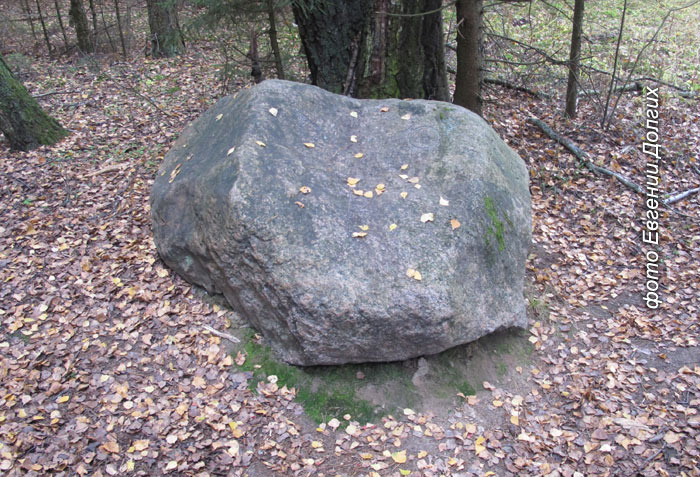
[[484, 78, 544, 98], [202, 325, 240, 344], [84, 164, 125, 178], [527, 117, 644, 195], [663, 186, 700, 205]]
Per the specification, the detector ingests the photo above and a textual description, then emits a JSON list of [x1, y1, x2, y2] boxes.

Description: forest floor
[[1, 45, 699, 477]]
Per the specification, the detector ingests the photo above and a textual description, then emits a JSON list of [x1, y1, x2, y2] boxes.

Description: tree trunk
[[88, 0, 98, 50], [114, 0, 128, 58], [0, 55, 68, 151], [292, 0, 373, 95], [453, 0, 483, 116], [22, 0, 38, 41], [293, 0, 449, 100], [146, 0, 185, 58], [35, 0, 53, 56], [70, 0, 94, 53], [420, 0, 449, 101], [564, 0, 584, 118], [54, 0, 70, 51], [266, 0, 285, 80]]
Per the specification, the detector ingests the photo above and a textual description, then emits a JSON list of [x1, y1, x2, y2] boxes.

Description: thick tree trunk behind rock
[[293, 0, 449, 100], [0, 55, 68, 151], [70, 0, 94, 53], [146, 0, 185, 58], [292, 0, 373, 95], [453, 0, 483, 115]]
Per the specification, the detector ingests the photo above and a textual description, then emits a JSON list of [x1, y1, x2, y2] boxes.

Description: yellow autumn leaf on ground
[[226, 146, 235, 156], [400, 192, 408, 199], [439, 196, 449, 206], [354, 152, 364, 158], [350, 135, 358, 142], [359, 225, 369, 231], [165, 460, 178, 471], [347, 177, 360, 186], [474, 435, 486, 454], [417, 450, 427, 458], [299, 186, 311, 194], [413, 271, 422, 281], [406, 269, 422, 281], [311, 441, 323, 449], [389, 223, 397, 231], [360, 453, 373, 459], [511, 395, 523, 406], [375, 184, 385, 191], [102, 441, 120, 453], [350, 111, 358, 118], [215, 113, 223, 121], [255, 140, 266, 147], [510, 414, 520, 425], [420, 213, 434, 223], [133, 440, 149, 451], [56, 395, 70, 403], [392, 450, 407, 463], [400, 469, 411, 475], [268, 107, 278, 116], [303, 142, 315, 148], [493, 400, 503, 407], [450, 219, 461, 230]]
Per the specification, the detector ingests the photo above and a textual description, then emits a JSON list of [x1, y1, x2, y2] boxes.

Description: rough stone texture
[[151, 80, 531, 366]]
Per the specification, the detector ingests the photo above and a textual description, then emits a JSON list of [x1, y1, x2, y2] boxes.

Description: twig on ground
[[663, 186, 700, 205], [84, 164, 124, 177], [527, 117, 644, 195], [202, 324, 240, 344]]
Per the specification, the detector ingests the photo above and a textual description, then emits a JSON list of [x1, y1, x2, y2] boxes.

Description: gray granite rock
[[150, 80, 531, 365]]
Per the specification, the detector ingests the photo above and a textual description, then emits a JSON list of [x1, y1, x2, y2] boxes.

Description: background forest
[[0, 0, 699, 475]]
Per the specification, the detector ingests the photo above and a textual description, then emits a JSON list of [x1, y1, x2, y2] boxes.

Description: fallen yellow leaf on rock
[[408, 177, 420, 184], [350, 135, 358, 142], [400, 164, 409, 170], [400, 192, 408, 199], [215, 114, 223, 121], [303, 142, 315, 148], [375, 184, 385, 192], [417, 450, 427, 458], [353, 189, 364, 196], [226, 146, 236, 156], [380, 106, 389, 112], [392, 450, 407, 463], [399, 174, 409, 180], [406, 269, 422, 281], [350, 111, 358, 118], [401, 113, 411, 120], [268, 107, 278, 116], [439, 196, 449, 206], [389, 223, 397, 231], [420, 213, 434, 223], [352, 232, 368, 238], [363, 191, 374, 198], [255, 140, 266, 147], [299, 186, 311, 194], [311, 441, 323, 449], [347, 177, 360, 186], [359, 225, 369, 231], [450, 219, 461, 230], [354, 152, 364, 158]]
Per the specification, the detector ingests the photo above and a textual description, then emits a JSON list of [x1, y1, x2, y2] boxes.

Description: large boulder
[[151, 80, 531, 366]]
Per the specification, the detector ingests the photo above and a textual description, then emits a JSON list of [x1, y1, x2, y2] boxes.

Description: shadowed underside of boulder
[[150, 80, 531, 366]]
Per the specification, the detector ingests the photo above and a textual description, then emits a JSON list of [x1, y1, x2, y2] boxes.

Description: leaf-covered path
[[1, 51, 699, 476]]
